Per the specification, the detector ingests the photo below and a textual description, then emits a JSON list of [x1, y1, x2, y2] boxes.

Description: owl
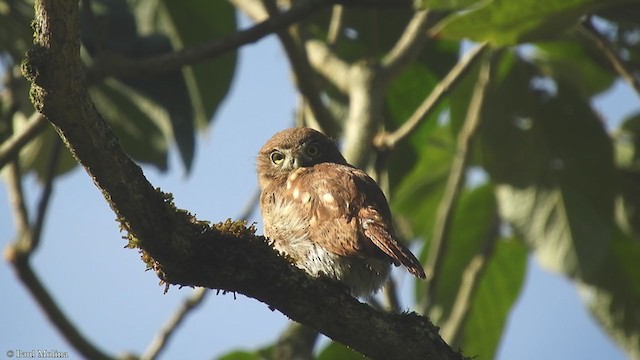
[[257, 127, 425, 297]]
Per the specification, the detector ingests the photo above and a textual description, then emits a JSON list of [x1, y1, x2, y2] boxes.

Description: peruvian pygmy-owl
[[257, 127, 425, 297]]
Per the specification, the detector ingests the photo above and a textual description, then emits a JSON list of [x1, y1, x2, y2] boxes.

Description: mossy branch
[[22, 0, 465, 359]]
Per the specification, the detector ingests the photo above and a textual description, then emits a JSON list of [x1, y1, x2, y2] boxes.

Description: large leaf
[[316, 341, 362, 360], [435, 0, 621, 46], [385, 63, 446, 191], [478, 53, 615, 281], [425, 184, 499, 323], [159, 0, 238, 129], [533, 38, 617, 97], [80, 0, 238, 172], [391, 125, 454, 240], [459, 237, 527, 359], [582, 228, 640, 358], [90, 80, 168, 170]]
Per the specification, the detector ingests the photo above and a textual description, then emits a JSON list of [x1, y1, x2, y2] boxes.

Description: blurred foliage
[[1, 0, 237, 175], [2, 0, 640, 359]]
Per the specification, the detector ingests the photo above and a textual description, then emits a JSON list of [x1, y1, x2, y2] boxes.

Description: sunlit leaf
[[416, 0, 484, 10], [583, 228, 640, 358], [478, 53, 615, 281], [436, 0, 621, 45], [460, 237, 527, 359]]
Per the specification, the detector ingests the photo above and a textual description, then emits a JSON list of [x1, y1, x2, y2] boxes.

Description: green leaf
[[159, 0, 237, 129], [583, 228, 640, 358], [386, 63, 443, 190], [217, 350, 262, 360], [391, 124, 454, 241], [417, 0, 484, 10], [316, 341, 362, 360], [478, 53, 616, 281], [119, 34, 195, 171], [436, 0, 618, 45], [618, 112, 640, 167], [90, 80, 168, 171], [460, 237, 527, 359], [0, 0, 41, 60], [427, 184, 498, 323], [533, 39, 617, 96]]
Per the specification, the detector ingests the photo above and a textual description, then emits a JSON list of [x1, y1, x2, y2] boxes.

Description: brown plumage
[[257, 127, 425, 296]]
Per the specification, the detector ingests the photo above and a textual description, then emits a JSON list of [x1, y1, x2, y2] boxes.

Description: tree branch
[[380, 10, 431, 83], [22, 1, 464, 359], [87, 0, 335, 84], [141, 287, 208, 360], [326, 5, 345, 46], [423, 53, 492, 313], [0, 112, 48, 170], [579, 16, 640, 97], [262, 0, 336, 134], [375, 43, 488, 151]]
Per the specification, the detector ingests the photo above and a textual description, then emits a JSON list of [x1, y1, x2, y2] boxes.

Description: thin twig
[[0, 113, 48, 170], [2, 255, 114, 360], [6, 162, 30, 235], [141, 287, 209, 360], [375, 43, 488, 151], [272, 322, 319, 360], [380, 10, 431, 83], [439, 213, 499, 344], [383, 277, 401, 313], [326, 5, 344, 45], [238, 187, 262, 222], [579, 16, 640, 97], [262, 0, 335, 134], [423, 53, 492, 313], [30, 138, 63, 252]]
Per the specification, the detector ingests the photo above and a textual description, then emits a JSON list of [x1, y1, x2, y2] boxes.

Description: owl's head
[[257, 127, 347, 185]]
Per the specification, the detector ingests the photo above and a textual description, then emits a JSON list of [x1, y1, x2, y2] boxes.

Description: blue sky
[[1, 19, 637, 360]]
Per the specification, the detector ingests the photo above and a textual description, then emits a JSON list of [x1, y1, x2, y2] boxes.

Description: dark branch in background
[[272, 323, 319, 360], [141, 287, 208, 360], [422, 53, 492, 313], [380, 10, 431, 84], [87, 0, 412, 84], [30, 138, 63, 250], [375, 43, 488, 151], [0, 113, 48, 170], [3, 80, 112, 360], [21, 0, 464, 359], [86, 0, 333, 83], [579, 16, 640, 97], [262, 0, 336, 134]]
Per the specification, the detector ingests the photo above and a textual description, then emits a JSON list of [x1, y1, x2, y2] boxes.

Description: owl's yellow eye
[[306, 143, 320, 157], [270, 151, 285, 165]]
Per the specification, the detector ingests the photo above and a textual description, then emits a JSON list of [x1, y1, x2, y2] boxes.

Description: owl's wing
[[291, 163, 426, 279]]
